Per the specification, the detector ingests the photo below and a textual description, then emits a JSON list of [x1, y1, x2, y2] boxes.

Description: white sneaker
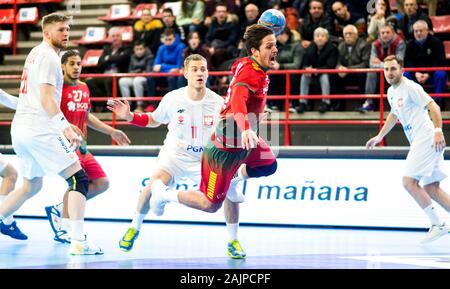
[[69, 236, 104, 255], [421, 223, 450, 244], [150, 181, 168, 216], [227, 178, 245, 203]]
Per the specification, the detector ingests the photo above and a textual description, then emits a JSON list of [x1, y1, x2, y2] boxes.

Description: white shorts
[[11, 124, 78, 179], [0, 152, 8, 173], [156, 147, 200, 189], [404, 136, 447, 186]]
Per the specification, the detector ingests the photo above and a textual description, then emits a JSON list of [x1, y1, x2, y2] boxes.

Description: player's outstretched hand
[[64, 126, 81, 151], [107, 98, 133, 121], [241, 129, 259, 150], [111, 129, 131, 146], [365, 135, 382, 149]]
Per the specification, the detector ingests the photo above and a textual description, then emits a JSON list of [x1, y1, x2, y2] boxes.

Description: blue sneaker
[[45, 204, 62, 234], [227, 239, 246, 259], [54, 230, 71, 244], [356, 100, 374, 113], [0, 221, 28, 240]]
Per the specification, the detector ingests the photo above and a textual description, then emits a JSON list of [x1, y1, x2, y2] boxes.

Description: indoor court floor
[[1, 218, 450, 269]]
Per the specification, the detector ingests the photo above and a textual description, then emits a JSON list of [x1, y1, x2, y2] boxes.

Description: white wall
[[3, 154, 450, 229]]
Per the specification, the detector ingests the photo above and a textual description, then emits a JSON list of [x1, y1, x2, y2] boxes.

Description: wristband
[[434, 127, 443, 133], [51, 112, 70, 132], [130, 112, 149, 127]]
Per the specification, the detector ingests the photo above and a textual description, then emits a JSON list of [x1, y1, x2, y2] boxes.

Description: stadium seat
[[0, 30, 12, 47], [155, 1, 181, 18], [0, 9, 15, 25], [129, 3, 158, 20], [431, 15, 450, 33], [81, 49, 103, 67], [106, 26, 133, 43], [444, 41, 450, 60], [98, 4, 131, 22], [74, 27, 107, 45], [16, 7, 38, 25], [0, 0, 63, 4]]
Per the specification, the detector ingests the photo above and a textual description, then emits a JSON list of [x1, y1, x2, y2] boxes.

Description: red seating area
[[0, 7, 38, 25], [431, 15, 450, 33], [81, 49, 103, 67]]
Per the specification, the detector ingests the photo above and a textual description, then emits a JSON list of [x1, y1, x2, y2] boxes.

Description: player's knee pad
[[66, 169, 89, 197], [246, 160, 277, 178]]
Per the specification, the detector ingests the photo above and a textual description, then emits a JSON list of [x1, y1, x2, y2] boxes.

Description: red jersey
[[60, 80, 91, 136], [215, 57, 269, 148]]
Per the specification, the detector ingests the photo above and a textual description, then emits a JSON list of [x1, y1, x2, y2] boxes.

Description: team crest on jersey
[[178, 115, 185, 124], [67, 101, 76, 112], [177, 109, 185, 113], [396, 97, 404, 107], [203, 115, 214, 126]]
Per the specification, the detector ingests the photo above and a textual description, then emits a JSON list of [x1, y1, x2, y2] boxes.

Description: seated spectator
[[178, 31, 212, 87], [119, 41, 154, 112], [335, 24, 370, 110], [177, 0, 205, 35], [366, 0, 394, 43], [299, 27, 338, 113], [151, 8, 186, 56], [397, 0, 433, 41], [359, 23, 406, 112], [133, 8, 163, 46], [239, 3, 259, 39], [267, 27, 305, 112], [300, 0, 335, 49], [331, 1, 367, 39], [87, 27, 131, 111], [404, 20, 446, 106], [396, 0, 438, 16], [205, 3, 239, 70], [147, 28, 186, 97]]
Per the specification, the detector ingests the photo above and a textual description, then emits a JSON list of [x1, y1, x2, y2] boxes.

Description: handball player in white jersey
[[0, 13, 102, 255], [109, 54, 246, 258], [366, 55, 450, 244]]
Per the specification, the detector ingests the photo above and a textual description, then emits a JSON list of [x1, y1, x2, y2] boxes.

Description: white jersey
[[152, 87, 224, 160], [387, 77, 434, 144], [13, 41, 63, 129]]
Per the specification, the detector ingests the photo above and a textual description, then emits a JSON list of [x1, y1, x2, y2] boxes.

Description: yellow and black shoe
[[119, 227, 140, 252], [227, 239, 246, 259]]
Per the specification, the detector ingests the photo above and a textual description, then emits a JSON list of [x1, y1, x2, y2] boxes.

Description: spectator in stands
[[119, 41, 154, 113], [133, 8, 163, 47], [205, 3, 239, 70], [298, 27, 338, 113], [177, 0, 205, 35], [335, 24, 370, 110], [179, 31, 212, 87], [404, 20, 447, 106], [366, 0, 393, 43], [293, 0, 333, 18], [151, 8, 185, 56], [358, 23, 406, 112], [147, 28, 186, 98], [267, 27, 305, 112], [396, 0, 438, 16], [331, 1, 367, 39], [398, 0, 433, 41], [300, 0, 335, 49], [239, 3, 259, 39], [87, 27, 131, 112]]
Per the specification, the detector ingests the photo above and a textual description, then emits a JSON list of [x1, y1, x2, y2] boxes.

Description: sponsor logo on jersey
[[203, 115, 214, 126]]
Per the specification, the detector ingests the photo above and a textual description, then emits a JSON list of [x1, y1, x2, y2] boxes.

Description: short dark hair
[[134, 40, 145, 47], [42, 12, 71, 30], [244, 24, 274, 55], [163, 8, 174, 15], [61, 49, 80, 64], [163, 28, 175, 37]]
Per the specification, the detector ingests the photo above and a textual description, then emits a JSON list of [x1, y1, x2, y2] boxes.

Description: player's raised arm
[[107, 98, 160, 128]]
